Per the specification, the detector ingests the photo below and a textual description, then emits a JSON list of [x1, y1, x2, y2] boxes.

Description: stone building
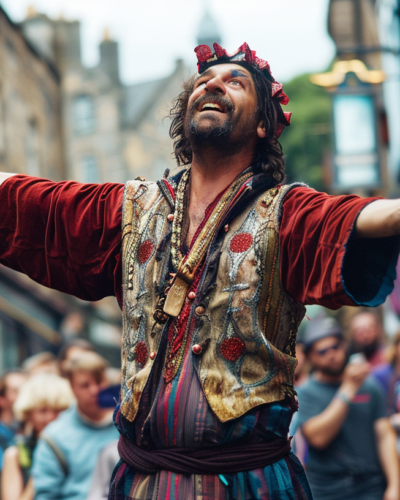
[[20, 11, 186, 183], [0, 4, 223, 369], [0, 5, 66, 370], [0, 5, 64, 179], [329, 0, 382, 70], [20, 6, 222, 183]]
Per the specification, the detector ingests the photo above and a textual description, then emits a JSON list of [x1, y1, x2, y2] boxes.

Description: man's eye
[[230, 80, 241, 86], [197, 81, 207, 87]]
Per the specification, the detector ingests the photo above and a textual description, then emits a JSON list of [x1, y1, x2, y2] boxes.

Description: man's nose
[[90, 384, 100, 396], [204, 76, 226, 95]]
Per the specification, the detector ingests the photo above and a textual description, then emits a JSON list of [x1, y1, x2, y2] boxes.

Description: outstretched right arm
[[0, 174, 124, 303]]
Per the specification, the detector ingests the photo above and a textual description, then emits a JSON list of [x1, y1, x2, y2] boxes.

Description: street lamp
[[311, 60, 385, 192]]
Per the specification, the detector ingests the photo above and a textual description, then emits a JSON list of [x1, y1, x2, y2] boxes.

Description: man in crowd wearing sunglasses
[[297, 317, 399, 500]]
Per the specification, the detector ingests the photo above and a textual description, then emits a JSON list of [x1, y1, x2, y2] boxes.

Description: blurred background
[[0, 0, 398, 368]]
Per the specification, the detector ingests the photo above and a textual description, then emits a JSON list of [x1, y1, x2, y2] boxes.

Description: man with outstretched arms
[[1, 43, 400, 499]]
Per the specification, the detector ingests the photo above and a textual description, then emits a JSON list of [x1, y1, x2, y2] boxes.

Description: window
[[73, 95, 95, 135], [80, 155, 100, 183], [26, 119, 40, 176]]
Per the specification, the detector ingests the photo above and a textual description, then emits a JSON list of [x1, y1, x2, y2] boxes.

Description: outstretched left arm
[[357, 199, 400, 238]]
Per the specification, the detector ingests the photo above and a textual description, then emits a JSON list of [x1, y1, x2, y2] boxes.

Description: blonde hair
[[13, 373, 75, 422], [62, 351, 109, 384]]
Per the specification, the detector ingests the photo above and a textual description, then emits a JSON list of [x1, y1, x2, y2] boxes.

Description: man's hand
[[302, 361, 370, 450], [340, 361, 370, 399], [356, 199, 400, 238], [383, 484, 400, 500]]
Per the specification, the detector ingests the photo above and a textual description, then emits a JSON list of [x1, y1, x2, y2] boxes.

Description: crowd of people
[[292, 308, 400, 500], [0, 307, 399, 500], [0, 340, 119, 500]]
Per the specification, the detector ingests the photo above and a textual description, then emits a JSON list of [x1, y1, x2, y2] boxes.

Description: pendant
[[163, 275, 190, 317]]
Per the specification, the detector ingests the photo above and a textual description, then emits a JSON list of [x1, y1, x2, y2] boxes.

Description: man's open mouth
[[199, 102, 225, 113]]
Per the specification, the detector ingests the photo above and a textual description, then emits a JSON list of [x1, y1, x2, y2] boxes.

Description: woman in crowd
[[1, 373, 74, 500]]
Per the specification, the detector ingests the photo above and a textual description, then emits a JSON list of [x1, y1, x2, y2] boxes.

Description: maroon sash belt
[[118, 434, 291, 475]]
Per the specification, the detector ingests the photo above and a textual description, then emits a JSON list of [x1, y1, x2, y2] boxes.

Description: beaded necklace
[[170, 168, 190, 270], [163, 167, 254, 318]]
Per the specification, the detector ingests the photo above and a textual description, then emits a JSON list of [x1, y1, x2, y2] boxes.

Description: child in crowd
[[1, 373, 74, 500]]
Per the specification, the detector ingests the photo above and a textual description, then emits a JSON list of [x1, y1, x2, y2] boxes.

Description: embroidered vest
[[120, 178, 305, 423]]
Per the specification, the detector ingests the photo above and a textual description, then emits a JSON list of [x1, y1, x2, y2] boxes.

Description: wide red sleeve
[[0, 175, 124, 304], [280, 186, 400, 309]]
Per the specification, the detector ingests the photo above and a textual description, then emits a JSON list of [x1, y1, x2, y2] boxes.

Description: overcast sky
[[1, 0, 335, 85]]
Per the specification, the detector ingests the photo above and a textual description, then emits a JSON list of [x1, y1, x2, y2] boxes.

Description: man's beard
[[184, 94, 255, 152], [350, 340, 380, 360], [318, 360, 347, 377]]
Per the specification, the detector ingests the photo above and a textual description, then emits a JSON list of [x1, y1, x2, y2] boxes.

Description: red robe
[[0, 174, 397, 309]]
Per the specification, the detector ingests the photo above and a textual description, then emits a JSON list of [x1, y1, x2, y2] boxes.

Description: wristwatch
[[335, 391, 352, 405]]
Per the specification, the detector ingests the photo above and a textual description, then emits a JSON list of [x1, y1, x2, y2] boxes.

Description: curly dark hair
[[169, 63, 288, 182]]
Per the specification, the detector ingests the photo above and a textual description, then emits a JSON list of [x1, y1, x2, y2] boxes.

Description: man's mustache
[[189, 93, 234, 114]]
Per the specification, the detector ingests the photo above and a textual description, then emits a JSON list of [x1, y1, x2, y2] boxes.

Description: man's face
[[308, 336, 347, 377], [70, 370, 104, 413], [4, 373, 27, 407], [185, 63, 262, 151], [350, 313, 381, 347]]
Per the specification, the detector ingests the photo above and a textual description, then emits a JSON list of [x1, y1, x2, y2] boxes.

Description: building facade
[[0, 6, 64, 179], [0, 4, 223, 368], [20, 11, 191, 184], [376, 0, 400, 190]]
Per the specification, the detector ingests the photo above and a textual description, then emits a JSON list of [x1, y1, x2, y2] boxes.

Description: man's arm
[[280, 187, 400, 308], [302, 362, 369, 449], [0, 174, 124, 302], [356, 199, 400, 238], [374, 417, 400, 500]]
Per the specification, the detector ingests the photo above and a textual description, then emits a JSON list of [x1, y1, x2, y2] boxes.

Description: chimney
[[99, 29, 120, 85]]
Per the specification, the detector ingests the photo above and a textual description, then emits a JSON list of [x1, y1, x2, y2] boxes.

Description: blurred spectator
[[0, 370, 28, 470], [294, 340, 309, 387], [58, 339, 95, 376], [348, 310, 386, 367], [1, 373, 74, 500], [372, 330, 400, 453], [21, 353, 59, 376], [32, 352, 118, 500], [86, 440, 119, 500], [373, 329, 400, 414], [296, 317, 399, 500], [0, 370, 28, 429], [86, 366, 120, 499], [60, 312, 86, 339]]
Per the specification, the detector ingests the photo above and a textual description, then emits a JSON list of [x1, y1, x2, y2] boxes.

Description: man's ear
[[257, 122, 266, 139]]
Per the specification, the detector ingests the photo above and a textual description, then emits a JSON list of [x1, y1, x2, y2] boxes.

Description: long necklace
[[164, 167, 253, 318], [170, 168, 190, 270]]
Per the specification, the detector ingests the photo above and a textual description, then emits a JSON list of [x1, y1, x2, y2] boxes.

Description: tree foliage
[[279, 73, 332, 191]]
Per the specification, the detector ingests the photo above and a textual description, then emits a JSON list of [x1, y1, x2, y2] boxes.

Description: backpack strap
[[41, 434, 69, 476]]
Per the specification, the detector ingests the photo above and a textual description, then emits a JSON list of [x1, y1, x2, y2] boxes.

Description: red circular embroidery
[[138, 239, 154, 264], [220, 338, 246, 361], [135, 342, 148, 365], [230, 233, 253, 253]]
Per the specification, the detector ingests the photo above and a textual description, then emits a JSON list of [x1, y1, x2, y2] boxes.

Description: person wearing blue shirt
[[32, 352, 118, 500]]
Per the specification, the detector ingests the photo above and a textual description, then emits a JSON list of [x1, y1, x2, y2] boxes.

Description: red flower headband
[[194, 42, 291, 138]]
